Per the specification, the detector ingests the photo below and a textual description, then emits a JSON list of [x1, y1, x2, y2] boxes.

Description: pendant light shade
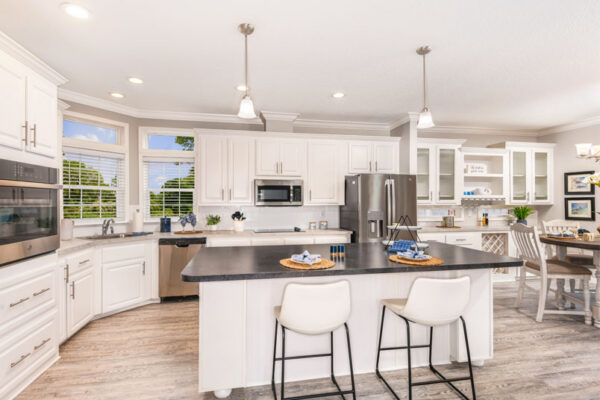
[[237, 23, 256, 119], [417, 107, 434, 129], [238, 95, 257, 119], [416, 45, 435, 129]]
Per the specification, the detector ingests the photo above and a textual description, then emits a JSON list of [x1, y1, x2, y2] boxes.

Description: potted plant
[[512, 206, 535, 225], [205, 214, 221, 231], [231, 210, 246, 232]]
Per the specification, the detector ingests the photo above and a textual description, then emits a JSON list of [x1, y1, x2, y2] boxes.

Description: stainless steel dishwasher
[[158, 237, 206, 298]]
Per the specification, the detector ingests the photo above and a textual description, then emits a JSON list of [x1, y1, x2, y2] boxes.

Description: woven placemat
[[173, 230, 204, 234], [280, 258, 336, 270], [540, 235, 580, 241], [435, 225, 461, 229], [389, 255, 444, 266]]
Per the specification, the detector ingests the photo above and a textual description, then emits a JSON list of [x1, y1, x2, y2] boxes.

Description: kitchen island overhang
[[182, 242, 522, 398]]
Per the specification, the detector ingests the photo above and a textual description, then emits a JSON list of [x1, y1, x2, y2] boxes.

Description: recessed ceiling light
[[128, 77, 144, 85], [109, 92, 125, 99], [236, 84, 248, 92], [61, 3, 91, 19], [332, 92, 345, 98]]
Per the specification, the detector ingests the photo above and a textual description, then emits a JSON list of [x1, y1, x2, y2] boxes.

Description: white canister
[[233, 220, 245, 232], [60, 219, 74, 241]]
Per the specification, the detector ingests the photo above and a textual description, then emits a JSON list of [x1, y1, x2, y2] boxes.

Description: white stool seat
[[380, 298, 408, 315]]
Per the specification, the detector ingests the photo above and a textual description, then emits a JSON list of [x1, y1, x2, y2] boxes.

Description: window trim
[[139, 127, 196, 157], [61, 112, 130, 225]]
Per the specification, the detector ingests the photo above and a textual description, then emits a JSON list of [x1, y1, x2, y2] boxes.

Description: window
[[143, 161, 195, 218], [63, 119, 118, 144], [61, 113, 128, 223], [63, 152, 126, 220], [147, 134, 194, 151]]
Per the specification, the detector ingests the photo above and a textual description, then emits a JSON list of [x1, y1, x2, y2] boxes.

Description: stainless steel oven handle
[[0, 180, 60, 189]]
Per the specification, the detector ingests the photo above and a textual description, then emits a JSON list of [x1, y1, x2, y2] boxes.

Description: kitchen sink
[[82, 232, 153, 240]]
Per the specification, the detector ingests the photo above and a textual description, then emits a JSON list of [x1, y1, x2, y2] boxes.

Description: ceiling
[[1, 0, 599, 130]]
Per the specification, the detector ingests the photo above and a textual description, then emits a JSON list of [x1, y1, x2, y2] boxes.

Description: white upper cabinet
[[0, 51, 27, 150], [0, 47, 63, 164], [199, 135, 254, 205], [417, 139, 463, 205], [306, 141, 344, 205], [348, 140, 399, 174], [255, 138, 305, 177], [25, 74, 58, 158], [497, 142, 554, 205]]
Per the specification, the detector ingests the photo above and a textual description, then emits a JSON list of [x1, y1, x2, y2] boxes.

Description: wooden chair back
[[510, 223, 547, 277]]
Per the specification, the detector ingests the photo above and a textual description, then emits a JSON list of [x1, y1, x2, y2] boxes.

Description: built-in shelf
[[464, 173, 504, 178]]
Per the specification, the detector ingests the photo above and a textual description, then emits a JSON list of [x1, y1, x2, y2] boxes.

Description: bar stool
[[271, 280, 356, 400], [375, 276, 476, 400]]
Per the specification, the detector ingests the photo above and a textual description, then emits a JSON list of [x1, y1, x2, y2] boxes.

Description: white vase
[[233, 220, 245, 232], [209, 225, 217, 231]]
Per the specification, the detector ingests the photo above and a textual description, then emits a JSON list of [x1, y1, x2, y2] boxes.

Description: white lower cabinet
[[101, 242, 152, 314], [66, 267, 94, 338], [251, 238, 285, 246]]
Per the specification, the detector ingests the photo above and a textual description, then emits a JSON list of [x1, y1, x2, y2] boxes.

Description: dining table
[[540, 236, 600, 328]]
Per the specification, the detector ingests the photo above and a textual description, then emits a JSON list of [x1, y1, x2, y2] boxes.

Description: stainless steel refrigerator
[[340, 174, 417, 243]]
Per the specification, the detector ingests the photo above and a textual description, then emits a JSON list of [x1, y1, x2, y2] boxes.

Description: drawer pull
[[33, 287, 50, 297], [455, 239, 467, 242], [79, 258, 91, 265], [34, 338, 51, 351], [9, 297, 30, 308], [10, 353, 31, 368]]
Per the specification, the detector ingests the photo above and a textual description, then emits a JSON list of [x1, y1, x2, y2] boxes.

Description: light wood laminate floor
[[17, 282, 600, 400]]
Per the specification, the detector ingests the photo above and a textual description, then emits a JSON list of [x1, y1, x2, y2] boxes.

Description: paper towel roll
[[61, 219, 73, 241], [132, 208, 144, 232]]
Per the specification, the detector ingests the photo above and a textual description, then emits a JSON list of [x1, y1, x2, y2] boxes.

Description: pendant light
[[237, 23, 257, 119], [416, 45, 435, 129]]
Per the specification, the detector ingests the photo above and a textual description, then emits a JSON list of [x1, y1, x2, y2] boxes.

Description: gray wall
[[538, 125, 600, 231]]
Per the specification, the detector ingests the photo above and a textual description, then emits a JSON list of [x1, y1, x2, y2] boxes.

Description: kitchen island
[[182, 242, 522, 398]]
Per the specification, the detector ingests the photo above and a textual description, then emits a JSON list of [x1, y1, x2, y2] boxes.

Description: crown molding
[[59, 88, 262, 124], [260, 111, 299, 122], [294, 118, 390, 133], [0, 31, 67, 85], [389, 116, 411, 130], [538, 115, 600, 136], [420, 124, 540, 137]]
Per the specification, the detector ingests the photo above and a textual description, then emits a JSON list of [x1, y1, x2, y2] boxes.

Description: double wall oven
[[0, 160, 60, 266]]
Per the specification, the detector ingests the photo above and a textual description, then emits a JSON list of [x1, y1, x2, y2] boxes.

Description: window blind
[[63, 152, 126, 221], [143, 161, 195, 218]]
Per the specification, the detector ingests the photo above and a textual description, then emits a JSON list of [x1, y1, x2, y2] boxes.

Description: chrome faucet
[[102, 219, 115, 236]]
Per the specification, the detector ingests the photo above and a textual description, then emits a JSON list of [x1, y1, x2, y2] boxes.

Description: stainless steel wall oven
[[0, 159, 59, 266]]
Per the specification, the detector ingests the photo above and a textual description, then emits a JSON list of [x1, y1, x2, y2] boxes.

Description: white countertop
[[58, 229, 352, 256]]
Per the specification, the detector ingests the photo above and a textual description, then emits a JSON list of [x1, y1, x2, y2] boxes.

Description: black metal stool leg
[[461, 316, 477, 400], [344, 323, 357, 400], [375, 305, 386, 378], [281, 326, 286, 400], [401, 316, 413, 400], [272, 320, 279, 399]]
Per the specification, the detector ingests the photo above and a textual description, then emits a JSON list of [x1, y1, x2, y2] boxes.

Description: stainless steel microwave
[[254, 179, 303, 206], [0, 159, 60, 267]]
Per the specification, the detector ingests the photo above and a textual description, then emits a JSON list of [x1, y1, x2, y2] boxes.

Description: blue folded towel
[[291, 250, 321, 265], [397, 249, 428, 260]]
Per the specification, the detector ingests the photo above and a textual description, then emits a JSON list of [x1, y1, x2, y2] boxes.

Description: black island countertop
[[181, 241, 523, 282]]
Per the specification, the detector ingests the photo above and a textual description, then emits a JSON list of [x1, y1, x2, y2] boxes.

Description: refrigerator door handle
[[385, 179, 392, 227], [390, 179, 396, 223]]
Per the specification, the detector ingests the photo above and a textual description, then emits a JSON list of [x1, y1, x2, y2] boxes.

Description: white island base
[[197, 268, 493, 397]]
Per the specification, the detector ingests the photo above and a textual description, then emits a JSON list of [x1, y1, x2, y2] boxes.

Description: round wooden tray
[[280, 258, 335, 270], [540, 235, 580, 241], [435, 225, 461, 229], [173, 230, 204, 234], [389, 254, 444, 266]]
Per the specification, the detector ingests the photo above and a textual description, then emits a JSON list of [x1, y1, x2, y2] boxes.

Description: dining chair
[[541, 219, 593, 265], [511, 223, 592, 324]]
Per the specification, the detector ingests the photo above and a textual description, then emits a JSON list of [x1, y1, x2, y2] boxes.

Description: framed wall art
[[564, 171, 595, 195], [564, 197, 596, 221]]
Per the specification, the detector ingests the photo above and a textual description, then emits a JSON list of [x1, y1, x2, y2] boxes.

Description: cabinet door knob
[[30, 123, 37, 147], [21, 121, 28, 144]]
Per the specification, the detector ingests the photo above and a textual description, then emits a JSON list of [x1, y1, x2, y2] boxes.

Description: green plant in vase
[[511, 206, 535, 225], [206, 214, 221, 231]]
